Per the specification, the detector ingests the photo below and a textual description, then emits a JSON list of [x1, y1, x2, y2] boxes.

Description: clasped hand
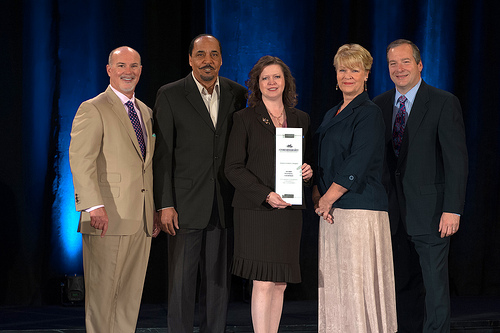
[[315, 196, 334, 224], [312, 185, 334, 224]]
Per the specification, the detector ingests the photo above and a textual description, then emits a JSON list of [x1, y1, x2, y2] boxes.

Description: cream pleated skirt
[[318, 208, 397, 333]]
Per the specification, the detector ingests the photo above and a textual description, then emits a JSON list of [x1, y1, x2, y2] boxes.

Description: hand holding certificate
[[275, 128, 303, 205]]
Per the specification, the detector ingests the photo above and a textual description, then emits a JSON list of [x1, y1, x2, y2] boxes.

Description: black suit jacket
[[225, 103, 312, 210], [153, 74, 247, 229], [373, 80, 468, 236]]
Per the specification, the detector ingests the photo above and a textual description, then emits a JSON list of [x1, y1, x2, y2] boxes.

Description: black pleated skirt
[[231, 207, 302, 283]]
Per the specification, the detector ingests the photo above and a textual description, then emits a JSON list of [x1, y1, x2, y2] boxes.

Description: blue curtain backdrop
[[1, 0, 499, 305]]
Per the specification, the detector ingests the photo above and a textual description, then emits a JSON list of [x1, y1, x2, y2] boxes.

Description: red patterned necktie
[[392, 95, 407, 157], [125, 101, 146, 159]]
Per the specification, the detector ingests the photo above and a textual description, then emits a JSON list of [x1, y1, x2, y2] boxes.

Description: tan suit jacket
[[69, 86, 155, 236]]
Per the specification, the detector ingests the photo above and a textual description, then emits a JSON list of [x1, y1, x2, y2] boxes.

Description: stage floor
[[1, 297, 499, 332]]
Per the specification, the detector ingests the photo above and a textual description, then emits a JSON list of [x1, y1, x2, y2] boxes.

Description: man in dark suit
[[153, 34, 247, 332], [69, 46, 159, 332], [373, 39, 468, 333]]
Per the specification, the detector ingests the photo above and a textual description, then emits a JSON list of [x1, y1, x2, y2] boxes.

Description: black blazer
[[316, 91, 388, 211], [153, 74, 247, 229], [373, 81, 468, 236], [225, 103, 312, 210]]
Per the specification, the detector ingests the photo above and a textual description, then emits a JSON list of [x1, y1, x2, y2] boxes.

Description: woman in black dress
[[225, 55, 313, 333]]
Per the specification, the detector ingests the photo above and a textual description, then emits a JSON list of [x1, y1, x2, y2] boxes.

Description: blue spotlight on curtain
[[51, 0, 109, 274], [371, 0, 456, 95], [371, 0, 401, 97], [418, 0, 456, 91]]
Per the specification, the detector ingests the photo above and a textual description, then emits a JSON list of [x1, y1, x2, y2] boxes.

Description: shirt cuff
[[85, 205, 104, 212]]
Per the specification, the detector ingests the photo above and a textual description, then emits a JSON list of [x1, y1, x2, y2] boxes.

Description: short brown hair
[[386, 39, 421, 64]]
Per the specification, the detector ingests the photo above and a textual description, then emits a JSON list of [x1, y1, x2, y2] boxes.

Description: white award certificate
[[275, 127, 303, 205]]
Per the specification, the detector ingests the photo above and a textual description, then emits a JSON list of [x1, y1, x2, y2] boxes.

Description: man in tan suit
[[69, 46, 159, 333]]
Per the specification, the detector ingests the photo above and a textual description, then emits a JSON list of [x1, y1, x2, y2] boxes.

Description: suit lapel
[[184, 74, 215, 131], [397, 82, 429, 166], [217, 78, 235, 131], [319, 92, 370, 138], [105, 88, 144, 159], [379, 90, 399, 163], [328, 104, 353, 129], [252, 103, 301, 133], [136, 98, 154, 163], [285, 107, 299, 128], [254, 103, 276, 134], [381, 90, 396, 142]]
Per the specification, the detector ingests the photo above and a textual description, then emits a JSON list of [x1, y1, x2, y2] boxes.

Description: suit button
[[395, 172, 400, 177], [349, 175, 354, 181], [214, 156, 219, 160], [141, 189, 145, 192]]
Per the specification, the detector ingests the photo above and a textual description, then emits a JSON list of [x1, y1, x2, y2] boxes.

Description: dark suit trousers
[[392, 219, 452, 333], [167, 202, 232, 333], [412, 232, 451, 333], [392, 222, 425, 333]]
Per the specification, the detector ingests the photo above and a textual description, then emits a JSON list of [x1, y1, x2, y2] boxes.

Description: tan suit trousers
[[82, 225, 151, 333]]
